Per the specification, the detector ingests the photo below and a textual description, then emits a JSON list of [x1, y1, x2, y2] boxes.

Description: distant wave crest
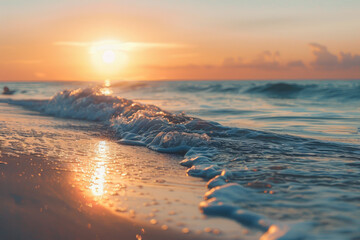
[[175, 81, 360, 101], [245, 82, 313, 98]]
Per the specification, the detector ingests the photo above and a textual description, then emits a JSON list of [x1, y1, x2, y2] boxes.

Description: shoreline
[[0, 103, 243, 240], [0, 152, 210, 240]]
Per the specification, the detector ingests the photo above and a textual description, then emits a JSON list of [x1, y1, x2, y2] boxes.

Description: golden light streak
[[89, 141, 109, 197]]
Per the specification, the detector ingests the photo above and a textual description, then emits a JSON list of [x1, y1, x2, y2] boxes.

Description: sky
[[1, 0, 360, 81]]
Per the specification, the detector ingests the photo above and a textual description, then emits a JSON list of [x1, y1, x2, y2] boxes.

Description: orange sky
[[1, 0, 360, 81]]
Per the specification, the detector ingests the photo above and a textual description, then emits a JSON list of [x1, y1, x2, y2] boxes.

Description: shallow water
[[1, 80, 359, 240]]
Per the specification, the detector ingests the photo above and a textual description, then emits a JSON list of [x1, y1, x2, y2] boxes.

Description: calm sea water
[[1, 80, 360, 239]]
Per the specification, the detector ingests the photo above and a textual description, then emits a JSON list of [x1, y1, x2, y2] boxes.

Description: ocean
[[1, 80, 359, 240]]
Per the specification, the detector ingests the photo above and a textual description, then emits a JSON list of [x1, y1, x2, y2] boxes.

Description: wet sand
[[0, 103, 243, 240], [0, 152, 208, 240]]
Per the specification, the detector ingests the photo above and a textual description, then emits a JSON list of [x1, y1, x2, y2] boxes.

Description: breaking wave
[[2, 87, 360, 240]]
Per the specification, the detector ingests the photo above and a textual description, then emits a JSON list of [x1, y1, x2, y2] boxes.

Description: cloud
[[223, 44, 360, 72], [309, 43, 338, 69], [222, 51, 282, 70], [339, 52, 360, 69], [309, 43, 360, 70], [54, 40, 188, 51], [144, 44, 360, 78], [148, 51, 304, 73], [251, 51, 281, 69]]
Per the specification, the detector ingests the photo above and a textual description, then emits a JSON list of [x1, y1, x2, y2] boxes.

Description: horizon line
[[1, 78, 360, 83]]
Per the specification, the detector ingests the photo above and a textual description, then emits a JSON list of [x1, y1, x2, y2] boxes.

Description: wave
[[176, 83, 241, 93], [245, 82, 313, 98], [248, 81, 360, 101], [174, 81, 360, 101], [2, 87, 360, 239]]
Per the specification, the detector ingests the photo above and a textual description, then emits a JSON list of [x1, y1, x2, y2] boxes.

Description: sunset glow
[[1, 1, 359, 81]]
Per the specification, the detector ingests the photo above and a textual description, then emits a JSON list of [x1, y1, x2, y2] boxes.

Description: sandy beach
[[0, 152, 211, 240], [0, 102, 244, 240]]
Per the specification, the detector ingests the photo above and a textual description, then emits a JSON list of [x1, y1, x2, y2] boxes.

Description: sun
[[102, 50, 116, 64], [90, 40, 128, 76]]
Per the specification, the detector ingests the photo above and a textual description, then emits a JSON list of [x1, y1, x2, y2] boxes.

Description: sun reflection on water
[[90, 164, 106, 196], [100, 87, 113, 96], [89, 141, 109, 197]]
